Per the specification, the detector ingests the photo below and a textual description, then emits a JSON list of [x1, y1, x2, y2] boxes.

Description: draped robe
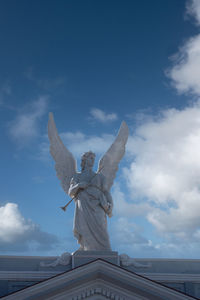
[[68, 171, 111, 251]]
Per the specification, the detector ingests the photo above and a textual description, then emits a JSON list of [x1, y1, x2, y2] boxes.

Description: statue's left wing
[[48, 112, 77, 194], [97, 121, 129, 191]]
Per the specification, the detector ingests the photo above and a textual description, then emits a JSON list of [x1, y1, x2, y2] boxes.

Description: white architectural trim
[[2, 255, 200, 263], [0, 255, 58, 259], [2, 260, 196, 300], [0, 271, 61, 281], [139, 273, 200, 283], [1, 269, 200, 284]]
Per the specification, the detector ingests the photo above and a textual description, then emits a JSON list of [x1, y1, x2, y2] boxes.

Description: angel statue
[[48, 113, 129, 251]]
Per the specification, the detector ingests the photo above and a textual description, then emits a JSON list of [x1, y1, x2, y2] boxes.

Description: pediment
[[2, 259, 195, 300]]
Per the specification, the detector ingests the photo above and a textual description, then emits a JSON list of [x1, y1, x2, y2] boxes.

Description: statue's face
[[85, 155, 95, 168], [81, 152, 95, 170]]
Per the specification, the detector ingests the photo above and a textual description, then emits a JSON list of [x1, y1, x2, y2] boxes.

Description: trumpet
[[60, 198, 73, 212]]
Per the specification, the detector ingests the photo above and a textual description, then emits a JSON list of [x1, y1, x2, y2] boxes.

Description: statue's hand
[[101, 200, 113, 217], [78, 182, 88, 189], [106, 203, 113, 218]]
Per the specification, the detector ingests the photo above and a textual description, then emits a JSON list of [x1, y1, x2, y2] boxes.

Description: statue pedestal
[[71, 250, 119, 268]]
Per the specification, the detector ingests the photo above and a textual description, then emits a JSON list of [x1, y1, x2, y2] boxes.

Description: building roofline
[[0, 258, 198, 299]]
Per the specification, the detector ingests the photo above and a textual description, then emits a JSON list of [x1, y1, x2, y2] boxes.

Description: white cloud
[[0, 203, 58, 252], [126, 102, 200, 242], [186, 0, 200, 26], [168, 35, 200, 95], [90, 108, 118, 123], [9, 96, 48, 143], [110, 217, 156, 257], [145, 0, 200, 242], [110, 215, 200, 258], [111, 217, 148, 245], [0, 203, 30, 243], [167, 0, 200, 96], [112, 183, 151, 217]]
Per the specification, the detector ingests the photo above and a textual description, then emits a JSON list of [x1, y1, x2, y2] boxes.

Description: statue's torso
[[72, 171, 105, 203]]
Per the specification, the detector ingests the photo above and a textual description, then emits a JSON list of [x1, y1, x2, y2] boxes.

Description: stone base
[[71, 250, 119, 268]]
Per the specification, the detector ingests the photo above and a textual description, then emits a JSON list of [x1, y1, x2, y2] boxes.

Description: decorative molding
[[40, 252, 71, 267], [0, 271, 61, 281], [3, 260, 195, 300], [1, 270, 200, 284], [120, 254, 151, 268], [133, 258, 200, 262], [69, 287, 125, 300], [1, 255, 200, 263], [139, 272, 200, 283], [0, 255, 58, 259]]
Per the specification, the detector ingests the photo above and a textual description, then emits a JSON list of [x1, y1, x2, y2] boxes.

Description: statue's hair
[[81, 151, 95, 170]]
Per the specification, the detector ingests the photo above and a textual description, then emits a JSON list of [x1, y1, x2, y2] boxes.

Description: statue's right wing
[[48, 112, 77, 194]]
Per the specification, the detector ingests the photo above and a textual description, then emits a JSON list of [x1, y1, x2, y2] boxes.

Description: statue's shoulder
[[96, 172, 106, 183]]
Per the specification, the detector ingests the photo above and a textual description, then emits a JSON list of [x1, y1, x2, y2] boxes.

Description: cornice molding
[[0, 270, 61, 281], [138, 272, 200, 282], [1, 270, 200, 283], [2, 260, 196, 300]]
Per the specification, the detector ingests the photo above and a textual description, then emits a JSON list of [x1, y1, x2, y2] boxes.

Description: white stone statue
[[48, 113, 129, 251]]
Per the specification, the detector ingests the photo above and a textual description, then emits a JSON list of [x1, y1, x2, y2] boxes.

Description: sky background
[[1, 0, 200, 258]]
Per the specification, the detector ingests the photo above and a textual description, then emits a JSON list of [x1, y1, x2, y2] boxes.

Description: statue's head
[[81, 151, 95, 170]]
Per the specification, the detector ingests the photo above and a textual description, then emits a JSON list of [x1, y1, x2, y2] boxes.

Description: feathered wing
[[48, 112, 77, 194], [97, 121, 129, 191]]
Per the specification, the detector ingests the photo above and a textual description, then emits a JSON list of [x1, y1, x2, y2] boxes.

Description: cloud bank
[[111, 0, 200, 249], [0, 203, 58, 252], [125, 102, 200, 242], [168, 0, 200, 96], [186, 0, 200, 26], [137, 0, 200, 243]]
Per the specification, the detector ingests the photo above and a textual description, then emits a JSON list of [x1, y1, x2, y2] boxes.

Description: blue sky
[[1, 0, 200, 258]]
